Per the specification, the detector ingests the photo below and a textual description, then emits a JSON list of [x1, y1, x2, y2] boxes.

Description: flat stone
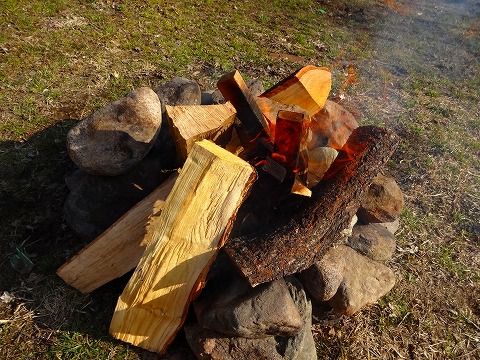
[[186, 277, 316, 360], [297, 246, 346, 302], [194, 273, 303, 338], [67, 87, 162, 176], [357, 174, 404, 223], [154, 77, 201, 111], [308, 100, 358, 150], [328, 246, 396, 316], [348, 223, 397, 261]]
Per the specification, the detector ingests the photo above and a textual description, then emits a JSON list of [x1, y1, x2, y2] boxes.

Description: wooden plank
[[260, 65, 331, 115], [224, 126, 399, 287], [57, 173, 178, 294], [109, 140, 256, 354], [166, 102, 236, 161]]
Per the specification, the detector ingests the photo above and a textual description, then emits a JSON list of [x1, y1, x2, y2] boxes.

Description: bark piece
[[224, 126, 400, 287], [109, 140, 256, 354], [260, 66, 331, 115], [57, 173, 178, 294], [166, 102, 236, 161]]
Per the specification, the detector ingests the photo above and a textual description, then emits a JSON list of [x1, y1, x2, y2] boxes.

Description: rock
[[211, 89, 226, 105], [357, 174, 404, 223], [297, 246, 346, 302], [186, 277, 316, 360], [245, 79, 265, 98], [201, 91, 214, 105], [154, 77, 202, 111], [194, 273, 303, 338], [308, 100, 358, 150], [281, 276, 317, 360], [378, 219, 400, 234], [67, 87, 162, 176], [63, 145, 172, 242], [185, 323, 283, 360], [328, 246, 396, 316], [347, 223, 397, 261], [307, 146, 338, 187]]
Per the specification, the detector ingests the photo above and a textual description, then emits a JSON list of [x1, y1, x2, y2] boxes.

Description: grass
[[1, 0, 479, 358]]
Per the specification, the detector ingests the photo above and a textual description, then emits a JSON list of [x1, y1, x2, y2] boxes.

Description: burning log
[[217, 70, 271, 147], [109, 140, 256, 354], [272, 110, 311, 196], [260, 66, 331, 115], [166, 102, 236, 161], [57, 173, 178, 294], [224, 126, 400, 287]]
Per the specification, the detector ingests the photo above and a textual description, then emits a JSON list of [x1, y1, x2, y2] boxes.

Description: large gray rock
[[186, 277, 316, 360], [297, 246, 346, 302], [154, 77, 201, 111], [67, 87, 162, 176], [63, 145, 171, 242], [328, 246, 396, 316], [347, 223, 397, 261], [194, 274, 303, 338], [282, 277, 317, 360], [185, 323, 283, 360], [357, 174, 404, 223]]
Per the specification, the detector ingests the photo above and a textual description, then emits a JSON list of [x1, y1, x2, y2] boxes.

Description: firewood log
[[109, 140, 256, 354], [57, 173, 178, 294], [166, 102, 236, 161], [224, 126, 399, 287], [260, 65, 331, 115]]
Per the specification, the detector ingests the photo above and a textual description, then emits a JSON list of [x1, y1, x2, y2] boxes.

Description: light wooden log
[[260, 65, 331, 115], [166, 102, 237, 161], [57, 173, 178, 294], [109, 140, 256, 354]]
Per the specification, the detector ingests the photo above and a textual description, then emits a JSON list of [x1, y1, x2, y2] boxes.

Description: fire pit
[[57, 66, 403, 358]]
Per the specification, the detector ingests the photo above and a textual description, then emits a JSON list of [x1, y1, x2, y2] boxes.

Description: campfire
[[58, 66, 402, 357]]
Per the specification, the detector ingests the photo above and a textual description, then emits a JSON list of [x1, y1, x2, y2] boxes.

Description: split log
[[217, 70, 271, 144], [256, 97, 310, 138], [224, 126, 399, 287], [166, 102, 236, 161], [109, 140, 256, 354], [260, 65, 331, 115], [57, 173, 178, 293]]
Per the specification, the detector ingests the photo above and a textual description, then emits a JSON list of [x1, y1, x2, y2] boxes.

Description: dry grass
[[1, 0, 479, 359]]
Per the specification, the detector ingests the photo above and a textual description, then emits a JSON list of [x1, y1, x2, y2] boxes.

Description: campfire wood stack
[[58, 66, 401, 358]]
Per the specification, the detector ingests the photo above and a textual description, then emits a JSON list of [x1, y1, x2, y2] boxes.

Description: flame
[[383, 0, 409, 15], [335, 65, 357, 100]]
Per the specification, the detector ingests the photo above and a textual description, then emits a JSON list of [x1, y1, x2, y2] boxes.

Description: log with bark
[[109, 140, 256, 354], [224, 126, 400, 287]]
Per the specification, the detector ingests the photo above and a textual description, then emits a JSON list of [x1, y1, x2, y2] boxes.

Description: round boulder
[[67, 87, 162, 176]]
